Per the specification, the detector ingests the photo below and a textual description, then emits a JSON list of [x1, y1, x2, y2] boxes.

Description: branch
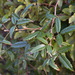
[[49, 0, 58, 46], [4, 27, 42, 32]]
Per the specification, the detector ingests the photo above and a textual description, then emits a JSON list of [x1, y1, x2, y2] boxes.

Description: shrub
[[0, 0, 75, 75]]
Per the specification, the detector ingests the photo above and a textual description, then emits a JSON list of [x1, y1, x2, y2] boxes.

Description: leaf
[[56, 34, 63, 45], [2, 40, 11, 45], [0, 43, 2, 50], [62, 8, 70, 15], [47, 45, 52, 54], [61, 25, 75, 34], [31, 44, 46, 53], [41, 20, 51, 31], [55, 18, 61, 33], [58, 45, 71, 53], [58, 0, 63, 8], [21, 4, 33, 15], [8, 51, 14, 61], [46, 32, 53, 40], [42, 59, 48, 67], [15, 5, 24, 14], [9, 26, 16, 38], [59, 54, 73, 71], [49, 58, 60, 71], [69, 13, 75, 23], [11, 13, 19, 24], [23, 60, 27, 69], [46, 13, 55, 19], [69, 5, 75, 13], [17, 18, 31, 25], [59, 15, 69, 21], [41, 50, 46, 58], [24, 31, 39, 40], [2, 15, 10, 23], [11, 41, 27, 48], [14, 32, 23, 39], [0, 24, 2, 28], [37, 37, 48, 44]]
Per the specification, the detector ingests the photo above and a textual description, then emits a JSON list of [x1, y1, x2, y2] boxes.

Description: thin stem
[[4, 27, 42, 32]]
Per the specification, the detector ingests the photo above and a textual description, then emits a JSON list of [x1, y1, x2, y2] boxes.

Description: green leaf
[[41, 20, 51, 31], [8, 51, 14, 61], [59, 15, 69, 21], [69, 13, 75, 23], [56, 34, 63, 45], [69, 5, 75, 13], [0, 24, 2, 28], [31, 44, 45, 53], [24, 31, 39, 40], [62, 8, 70, 15], [61, 25, 75, 34], [11, 13, 19, 24], [2, 40, 11, 45], [0, 43, 2, 50], [42, 59, 48, 67], [58, 45, 71, 53], [55, 18, 61, 33], [15, 5, 24, 14], [46, 32, 53, 40], [23, 60, 27, 69], [9, 26, 16, 38], [2, 15, 10, 23], [11, 41, 27, 48], [21, 4, 33, 15], [49, 58, 60, 71], [17, 18, 31, 25], [46, 13, 55, 19], [41, 50, 46, 58], [59, 54, 73, 71], [47, 45, 52, 54], [37, 37, 48, 44], [58, 0, 63, 8]]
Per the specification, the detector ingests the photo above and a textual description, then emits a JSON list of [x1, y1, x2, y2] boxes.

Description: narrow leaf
[[58, 0, 63, 8], [17, 18, 31, 25], [37, 37, 48, 44], [0, 24, 2, 28], [46, 14, 55, 19], [21, 4, 33, 15], [55, 18, 61, 33], [2, 40, 11, 45], [58, 45, 71, 53], [31, 44, 45, 53], [59, 54, 73, 71], [56, 34, 63, 45], [8, 51, 14, 61], [9, 26, 16, 38], [11, 41, 27, 48], [24, 31, 39, 40], [47, 45, 52, 54], [49, 58, 60, 71], [61, 25, 75, 34], [23, 60, 27, 69], [11, 14, 19, 24]]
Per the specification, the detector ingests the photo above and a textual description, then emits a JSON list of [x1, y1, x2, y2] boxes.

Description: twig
[[33, 3, 54, 7], [50, 0, 58, 33], [4, 27, 42, 32], [29, 64, 36, 70], [49, 0, 58, 46], [2, 24, 8, 30]]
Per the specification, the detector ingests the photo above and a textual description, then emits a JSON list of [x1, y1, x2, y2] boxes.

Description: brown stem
[[49, 0, 58, 46], [4, 27, 42, 32]]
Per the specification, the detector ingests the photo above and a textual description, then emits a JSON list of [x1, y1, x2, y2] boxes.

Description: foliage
[[0, 0, 75, 75]]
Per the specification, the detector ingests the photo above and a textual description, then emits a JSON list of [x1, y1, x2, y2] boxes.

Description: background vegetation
[[0, 0, 75, 75]]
